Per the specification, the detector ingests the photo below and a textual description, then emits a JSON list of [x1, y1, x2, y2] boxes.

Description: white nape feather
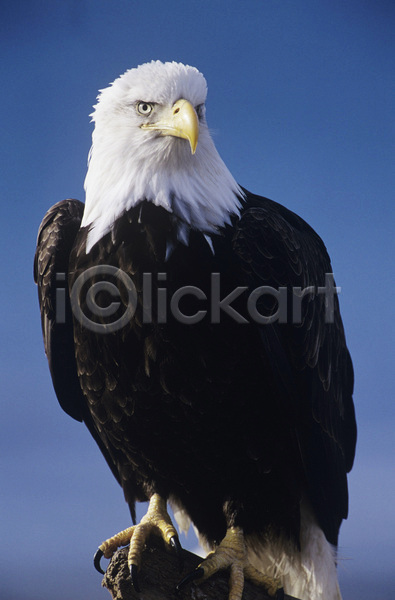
[[82, 61, 243, 253], [204, 234, 215, 255]]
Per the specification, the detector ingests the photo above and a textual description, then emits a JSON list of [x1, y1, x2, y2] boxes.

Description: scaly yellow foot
[[177, 526, 284, 600], [94, 493, 182, 591]]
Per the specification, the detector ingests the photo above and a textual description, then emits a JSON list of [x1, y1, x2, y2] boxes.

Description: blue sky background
[[1, 1, 394, 599]]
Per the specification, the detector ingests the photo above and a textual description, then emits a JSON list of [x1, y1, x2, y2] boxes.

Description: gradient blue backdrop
[[1, 1, 394, 599]]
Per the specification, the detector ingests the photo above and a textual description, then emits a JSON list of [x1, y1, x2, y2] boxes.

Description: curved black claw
[[93, 548, 105, 575], [276, 587, 285, 600], [176, 566, 204, 591], [170, 535, 184, 572], [130, 563, 141, 593]]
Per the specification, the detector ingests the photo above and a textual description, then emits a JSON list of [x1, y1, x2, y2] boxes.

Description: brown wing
[[34, 199, 123, 487], [234, 189, 356, 544]]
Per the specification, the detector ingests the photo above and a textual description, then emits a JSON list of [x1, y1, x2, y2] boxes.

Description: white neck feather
[[81, 61, 243, 253], [82, 119, 242, 253]]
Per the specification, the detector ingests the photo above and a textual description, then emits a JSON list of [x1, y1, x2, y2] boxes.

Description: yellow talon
[[96, 494, 179, 575], [99, 525, 135, 559], [195, 527, 282, 600]]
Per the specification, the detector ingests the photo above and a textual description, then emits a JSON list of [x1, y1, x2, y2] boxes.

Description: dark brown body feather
[[34, 191, 356, 547]]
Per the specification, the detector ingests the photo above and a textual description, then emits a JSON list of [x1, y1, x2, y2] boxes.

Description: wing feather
[[233, 190, 356, 544], [34, 199, 85, 420], [34, 200, 123, 488]]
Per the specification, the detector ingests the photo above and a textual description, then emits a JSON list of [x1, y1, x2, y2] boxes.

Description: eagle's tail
[[247, 502, 342, 600], [171, 498, 342, 600]]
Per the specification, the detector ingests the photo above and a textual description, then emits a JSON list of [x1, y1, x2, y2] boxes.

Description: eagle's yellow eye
[[137, 102, 153, 116]]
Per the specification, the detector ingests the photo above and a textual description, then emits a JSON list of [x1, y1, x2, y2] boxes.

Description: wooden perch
[[102, 538, 299, 600]]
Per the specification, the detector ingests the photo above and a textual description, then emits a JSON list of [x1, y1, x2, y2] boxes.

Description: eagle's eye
[[137, 102, 154, 116]]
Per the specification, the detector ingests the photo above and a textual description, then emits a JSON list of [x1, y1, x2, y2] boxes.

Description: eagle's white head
[[82, 61, 242, 252]]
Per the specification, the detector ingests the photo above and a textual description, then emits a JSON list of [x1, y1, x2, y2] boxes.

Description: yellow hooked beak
[[141, 99, 199, 154]]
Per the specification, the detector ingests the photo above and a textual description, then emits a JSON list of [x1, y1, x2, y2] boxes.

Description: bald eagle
[[34, 61, 356, 600]]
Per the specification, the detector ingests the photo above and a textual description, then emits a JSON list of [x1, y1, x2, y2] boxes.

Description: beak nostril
[[174, 107, 180, 115]]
